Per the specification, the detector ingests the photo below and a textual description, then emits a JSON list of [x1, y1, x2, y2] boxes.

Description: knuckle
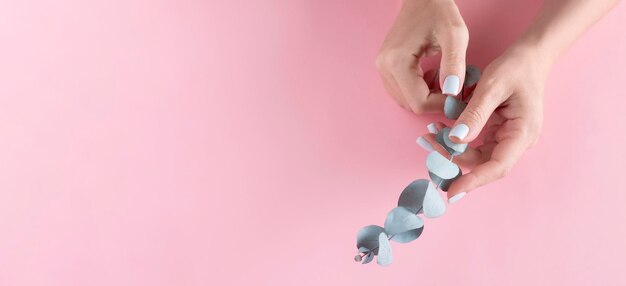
[[409, 104, 425, 115], [523, 119, 543, 149], [480, 77, 502, 93], [451, 24, 469, 39], [528, 137, 539, 148], [462, 106, 485, 126], [443, 50, 466, 67], [440, 23, 468, 44], [375, 49, 403, 71], [495, 163, 511, 179], [528, 125, 542, 148], [476, 81, 506, 102]]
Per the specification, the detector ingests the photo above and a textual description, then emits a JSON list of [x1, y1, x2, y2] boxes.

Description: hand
[[418, 44, 551, 202], [376, 0, 469, 114]]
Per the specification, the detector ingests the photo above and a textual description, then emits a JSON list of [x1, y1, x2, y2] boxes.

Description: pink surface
[[1, 0, 625, 285]]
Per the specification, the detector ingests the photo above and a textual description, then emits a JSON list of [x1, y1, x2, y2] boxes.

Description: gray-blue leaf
[[356, 225, 385, 255], [444, 96, 467, 120], [465, 65, 481, 87], [377, 232, 393, 266], [384, 207, 424, 243], [422, 183, 446, 218], [436, 127, 468, 156], [397, 179, 430, 214], [429, 169, 462, 192], [362, 252, 375, 264], [426, 151, 460, 179], [427, 151, 462, 192]]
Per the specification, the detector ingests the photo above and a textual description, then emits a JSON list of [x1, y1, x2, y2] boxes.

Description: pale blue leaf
[[384, 207, 424, 243], [444, 96, 467, 120], [377, 232, 393, 266], [422, 183, 446, 218], [426, 151, 460, 179], [436, 127, 468, 156], [427, 151, 462, 192]]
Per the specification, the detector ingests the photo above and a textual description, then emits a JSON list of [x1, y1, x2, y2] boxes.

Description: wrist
[[505, 37, 556, 79], [512, 35, 557, 64]]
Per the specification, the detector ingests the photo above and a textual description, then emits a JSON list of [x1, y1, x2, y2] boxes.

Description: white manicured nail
[[426, 123, 439, 134], [448, 192, 466, 204], [416, 136, 434, 152], [442, 75, 460, 96], [449, 124, 469, 140]]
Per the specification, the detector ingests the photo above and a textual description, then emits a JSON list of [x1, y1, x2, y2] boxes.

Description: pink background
[[1, 0, 625, 285]]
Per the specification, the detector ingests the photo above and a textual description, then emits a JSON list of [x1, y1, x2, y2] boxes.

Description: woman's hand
[[417, 43, 552, 202], [418, 0, 619, 202], [376, 0, 469, 114]]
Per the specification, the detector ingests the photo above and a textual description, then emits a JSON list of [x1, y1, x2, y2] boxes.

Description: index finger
[[446, 119, 529, 200]]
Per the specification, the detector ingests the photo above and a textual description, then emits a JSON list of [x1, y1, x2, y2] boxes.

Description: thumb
[[439, 26, 469, 96], [449, 83, 504, 143]]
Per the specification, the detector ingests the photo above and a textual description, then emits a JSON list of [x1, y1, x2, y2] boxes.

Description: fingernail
[[426, 123, 439, 134], [442, 75, 460, 96], [416, 136, 434, 152], [449, 124, 469, 140], [448, 192, 466, 204]]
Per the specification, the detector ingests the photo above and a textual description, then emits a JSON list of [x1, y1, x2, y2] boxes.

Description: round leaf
[[444, 96, 467, 120], [397, 179, 431, 213], [384, 207, 424, 243], [423, 184, 446, 218], [376, 232, 393, 266], [464, 65, 481, 87], [356, 225, 384, 254], [426, 151, 460, 179], [436, 127, 468, 156]]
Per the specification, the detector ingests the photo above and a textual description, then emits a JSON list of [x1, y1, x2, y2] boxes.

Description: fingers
[[446, 119, 529, 199], [416, 122, 489, 169], [426, 121, 446, 134], [416, 133, 486, 169], [376, 53, 446, 114], [449, 81, 506, 143], [396, 71, 446, 114], [392, 60, 445, 114], [379, 71, 410, 111], [438, 23, 469, 96]]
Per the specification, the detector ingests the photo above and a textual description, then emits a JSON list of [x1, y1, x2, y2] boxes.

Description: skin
[[377, 0, 620, 200]]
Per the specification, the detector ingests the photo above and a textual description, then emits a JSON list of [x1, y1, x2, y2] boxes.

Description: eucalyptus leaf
[[444, 96, 467, 120], [377, 232, 393, 266], [422, 183, 446, 218], [427, 151, 462, 192], [436, 127, 468, 156], [356, 225, 384, 255], [465, 65, 481, 87], [426, 151, 460, 179], [397, 179, 430, 214], [384, 207, 424, 243], [362, 252, 375, 264], [429, 169, 462, 192]]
